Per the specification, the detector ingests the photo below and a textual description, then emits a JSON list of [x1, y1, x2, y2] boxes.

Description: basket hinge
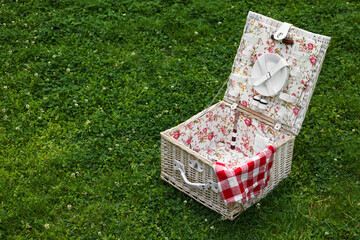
[[231, 103, 238, 110]]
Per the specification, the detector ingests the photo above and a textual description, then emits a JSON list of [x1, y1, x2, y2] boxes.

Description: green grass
[[0, 0, 359, 239]]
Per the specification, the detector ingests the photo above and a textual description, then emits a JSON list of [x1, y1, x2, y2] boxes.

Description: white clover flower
[[158, 75, 162, 79], [3, 86, 7, 89], [40, 108, 44, 113], [52, 55, 56, 58], [352, 129, 356, 132], [26, 223, 31, 229], [84, 99, 88, 103], [256, 203, 261, 209], [73, 100, 77, 103], [38, 116, 42, 120], [218, 21, 222, 25], [122, 13, 126, 16], [183, 200, 187, 203], [67, 204, 72, 210], [131, 52, 136, 56], [66, 68, 71, 73], [34, 73, 39, 77], [75, 103, 78, 107], [171, 85, 174, 89], [205, 218, 208, 222], [115, 181, 119, 187], [15, 126, 20, 130], [325, 231, 329, 235], [98, 231, 102, 236], [71, 173, 76, 177], [86, 120, 91, 125], [26, 92, 30, 95], [144, 87, 148, 90], [164, 110, 169, 113], [194, 31, 198, 35], [3, 115, 8, 120], [210, 226, 215, 230], [44, 223, 50, 229], [2, 109, 5, 112], [334, 158, 338, 162], [100, 133, 104, 137], [102, 87, 106, 90], [108, 147, 112, 151], [43, 97, 47, 100], [115, 144, 119, 148]]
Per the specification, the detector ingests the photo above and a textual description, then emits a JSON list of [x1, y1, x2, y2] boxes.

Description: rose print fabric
[[168, 103, 287, 169], [225, 19, 322, 128]]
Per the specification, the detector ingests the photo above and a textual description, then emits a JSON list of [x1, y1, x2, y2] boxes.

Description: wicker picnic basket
[[160, 11, 331, 220]]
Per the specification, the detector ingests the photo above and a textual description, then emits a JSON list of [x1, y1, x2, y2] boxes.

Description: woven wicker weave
[[160, 11, 330, 220]]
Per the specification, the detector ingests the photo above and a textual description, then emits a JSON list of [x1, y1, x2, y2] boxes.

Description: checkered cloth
[[213, 145, 276, 204]]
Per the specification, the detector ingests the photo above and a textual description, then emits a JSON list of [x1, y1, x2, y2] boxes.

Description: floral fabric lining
[[226, 19, 322, 127], [168, 103, 288, 169]]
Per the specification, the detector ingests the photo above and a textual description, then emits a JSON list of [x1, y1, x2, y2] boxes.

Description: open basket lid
[[223, 11, 331, 135]]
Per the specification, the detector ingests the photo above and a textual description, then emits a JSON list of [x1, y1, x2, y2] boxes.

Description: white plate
[[251, 53, 289, 96]]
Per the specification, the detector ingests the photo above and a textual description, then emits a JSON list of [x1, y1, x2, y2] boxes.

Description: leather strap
[[274, 22, 293, 41]]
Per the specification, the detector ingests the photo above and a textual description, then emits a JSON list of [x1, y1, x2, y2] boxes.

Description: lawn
[[0, 0, 359, 239]]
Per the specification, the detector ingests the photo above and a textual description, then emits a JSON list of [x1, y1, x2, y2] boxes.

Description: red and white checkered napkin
[[213, 145, 276, 204]]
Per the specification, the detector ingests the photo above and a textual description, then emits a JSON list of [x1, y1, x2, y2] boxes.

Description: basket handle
[[173, 160, 219, 192]]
